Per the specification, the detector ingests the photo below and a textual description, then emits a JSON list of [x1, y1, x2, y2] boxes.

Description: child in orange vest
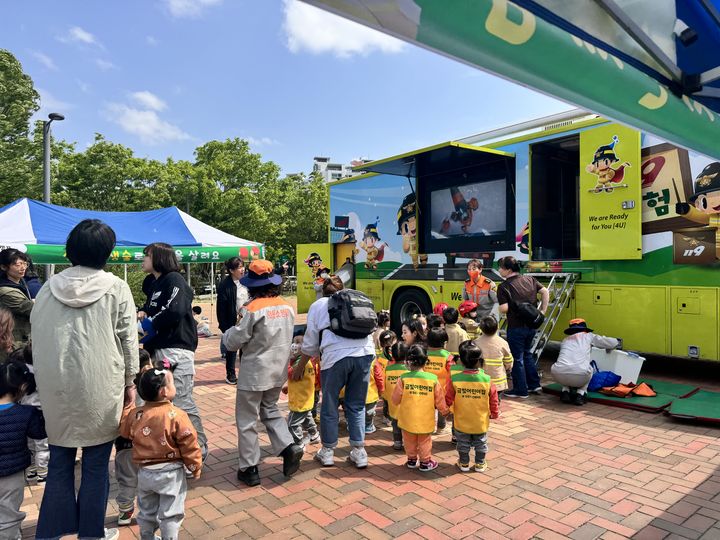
[[446, 342, 499, 473], [392, 345, 450, 471], [426, 327, 453, 433], [284, 331, 320, 447], [384, 342, 409, 450], [365, 357, 386, 434], [475, 316, 513, 397]]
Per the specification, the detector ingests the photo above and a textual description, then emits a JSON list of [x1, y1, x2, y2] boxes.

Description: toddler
[[9, 344, 49, 484], [392, 345, 449, 471], [372, 311, 391, 353], [383, 342, 409, 450], [442, 307, 469, 354], [475, 316, 514, 398], [115, 349, 153, 526], [458, 301, 480, 340], [284, 330, 320, 447], [364, 357, 385, 434], [119, 364, 202, 540], [425, 328, 453, 432], [377, 330, 397, 426], [0, 358, 46, 539], [426, 314, 444, 330], [446, 342, 499, 473]]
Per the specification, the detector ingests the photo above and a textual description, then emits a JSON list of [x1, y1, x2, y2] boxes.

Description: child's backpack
[[327, 289, 377, 339]]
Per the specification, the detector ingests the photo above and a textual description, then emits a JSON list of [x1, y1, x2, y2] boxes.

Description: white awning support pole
[[210, 262, 214, 326]]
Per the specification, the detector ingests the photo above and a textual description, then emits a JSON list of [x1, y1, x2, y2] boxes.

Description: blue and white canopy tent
[[0, 198, 263, 265]]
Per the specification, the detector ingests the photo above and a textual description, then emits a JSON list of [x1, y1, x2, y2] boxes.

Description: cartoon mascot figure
[[359, 219, 385, 270], [586, 135, 630, 193], [441, 187, 479, 234], [304, 252, 329, 297], [397, 193, 427, 270], [676, 162, 720, 259]]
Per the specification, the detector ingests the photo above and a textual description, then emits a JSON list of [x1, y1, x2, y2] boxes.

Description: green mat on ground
[[667, 390, 720, 423], [542, 383, 675, 412], [635, 378, 699, 398]]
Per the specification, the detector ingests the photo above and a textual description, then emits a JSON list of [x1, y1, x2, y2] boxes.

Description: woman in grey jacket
[[223, 259, 303, 487]]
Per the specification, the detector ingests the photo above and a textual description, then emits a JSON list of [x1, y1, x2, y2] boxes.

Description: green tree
[[0, 50, 40, 204]]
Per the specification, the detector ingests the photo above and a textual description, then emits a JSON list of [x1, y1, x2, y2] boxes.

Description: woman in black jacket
[[138, 242, 208, 460], [216, 257, 248, 384]]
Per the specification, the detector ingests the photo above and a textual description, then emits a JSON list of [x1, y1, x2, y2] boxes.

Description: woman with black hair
[[223, 260, 302, 487], [137, 242, 208, 462], [0, 248, 33, 348], [216, 257, 249, 384], [496, 256, 550, 399], [31, 219, 138, 540]]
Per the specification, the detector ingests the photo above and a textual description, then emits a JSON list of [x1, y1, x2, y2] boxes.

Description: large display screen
[[418, 158, 515, 254], [429, 179, 506, 239]]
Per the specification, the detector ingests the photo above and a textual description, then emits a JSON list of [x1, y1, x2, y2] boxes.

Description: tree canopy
[[0, 49, 328, 263]]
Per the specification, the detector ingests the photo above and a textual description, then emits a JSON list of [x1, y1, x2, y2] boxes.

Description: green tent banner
[[303, 0, 720, 159], [24, 244, 264, 265]]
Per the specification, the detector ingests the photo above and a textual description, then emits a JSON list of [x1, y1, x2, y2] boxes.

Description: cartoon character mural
[[675, 162, 720, 260], [586, 135, 631, 193], [440, 187, 479, 234], [358, 219, 386, 270], [304, 252, 330, 299], [397, 192, 427, 269]]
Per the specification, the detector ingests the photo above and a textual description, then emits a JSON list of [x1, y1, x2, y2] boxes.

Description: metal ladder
[[525, 272, 578, 361]]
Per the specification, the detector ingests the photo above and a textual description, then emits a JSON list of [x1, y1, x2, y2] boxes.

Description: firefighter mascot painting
[[586, 135, 631, 193], [676, 162, 720, 260], [397, 193, 427, 270]]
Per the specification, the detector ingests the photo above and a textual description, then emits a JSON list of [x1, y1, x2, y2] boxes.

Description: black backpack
[[513, 301, 545, 329], [327, 289, 377, 339]]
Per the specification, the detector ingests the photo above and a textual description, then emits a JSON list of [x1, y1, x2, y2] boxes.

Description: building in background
[[313, 156, 371, 182]]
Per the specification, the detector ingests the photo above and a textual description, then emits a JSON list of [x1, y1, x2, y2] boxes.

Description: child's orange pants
[[402, 431, 433, 461]]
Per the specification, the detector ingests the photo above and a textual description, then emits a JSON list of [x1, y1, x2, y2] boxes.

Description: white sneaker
[[102, 528, 120, 540], [314, 447, 335, 467], [347, 447, 368, 469]]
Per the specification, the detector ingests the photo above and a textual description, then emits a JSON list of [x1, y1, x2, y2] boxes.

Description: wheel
[[391, 288, 432, 332]]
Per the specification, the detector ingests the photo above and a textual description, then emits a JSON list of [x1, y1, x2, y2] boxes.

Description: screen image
[[429, 179, 506, 239]]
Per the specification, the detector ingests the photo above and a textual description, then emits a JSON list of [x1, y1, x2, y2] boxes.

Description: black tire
[[391, 288, 432, 333]]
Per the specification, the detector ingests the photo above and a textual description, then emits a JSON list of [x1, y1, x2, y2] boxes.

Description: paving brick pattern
[[19, 330, 720, 539]]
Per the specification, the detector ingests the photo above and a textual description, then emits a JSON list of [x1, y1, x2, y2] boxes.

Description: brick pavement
[[19, 331, 720, 539]]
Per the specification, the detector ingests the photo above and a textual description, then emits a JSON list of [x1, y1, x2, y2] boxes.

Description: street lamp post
[[42, 113, 64, 278], [42, 112, 64, 204]]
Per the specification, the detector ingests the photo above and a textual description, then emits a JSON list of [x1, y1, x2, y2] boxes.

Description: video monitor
[[418, 158, 515, 254]]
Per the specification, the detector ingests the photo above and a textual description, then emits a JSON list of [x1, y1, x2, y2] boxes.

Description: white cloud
[[76, 79, 90, 93], [95, 59, 117, 71], [146, 35, 159, 46], [60, 26, 102, 47], [246, 136, 279, 147], [31, 51, 57, 70], [105, 103, 191, 145], [282, 0, 405, 58], [163, 0, 223, 18], [130, 91, 167, 112], [37, 88, 73, 112]]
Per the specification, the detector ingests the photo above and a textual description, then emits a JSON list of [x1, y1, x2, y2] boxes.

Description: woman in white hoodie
[[31, 219, 138, 540]]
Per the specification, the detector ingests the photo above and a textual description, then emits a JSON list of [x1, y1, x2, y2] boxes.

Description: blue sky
[[3, 0, 572, 175]]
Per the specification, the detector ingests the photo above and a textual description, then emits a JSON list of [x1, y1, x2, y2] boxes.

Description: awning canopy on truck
[[0, 198, 264, 264], [355, 141, 514, 177], [302, 0, 720, 160]]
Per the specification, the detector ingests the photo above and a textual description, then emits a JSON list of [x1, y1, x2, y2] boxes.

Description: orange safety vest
[[397, 371, 439, 434], [366, 359, 380, 404], [287, 358, 316, 413], [451, 370, 492, 434], [383, 363, 409, 419], [464, 276, 493, 304], [426, 349, 451, 390]]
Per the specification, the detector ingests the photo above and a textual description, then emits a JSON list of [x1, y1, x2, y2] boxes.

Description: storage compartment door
[[671, 288, 718, 360], [579, 124, 642, 260]]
